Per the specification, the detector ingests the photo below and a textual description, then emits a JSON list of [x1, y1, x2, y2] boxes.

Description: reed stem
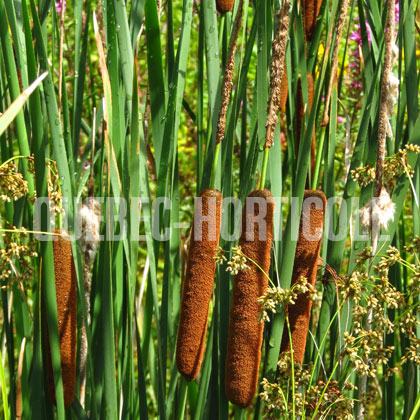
[[260, 147, 270, 189], [210, 142, 221, 190]]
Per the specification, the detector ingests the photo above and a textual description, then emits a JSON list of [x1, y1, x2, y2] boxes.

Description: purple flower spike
[[55, 0, 66, 15]]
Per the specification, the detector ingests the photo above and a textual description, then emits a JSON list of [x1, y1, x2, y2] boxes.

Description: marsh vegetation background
[[1, 0, 420, 418]]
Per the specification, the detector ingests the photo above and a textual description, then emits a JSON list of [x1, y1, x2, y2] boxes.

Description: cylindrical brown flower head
[[303, 0, 322, 42], [216, 0, 234, 14], [280, 190, 326, 364], [296, 73, 316, 177], [46, 229, 77, 408], [280, 66, 289, 113], [176, 189, 223, 381], [225, 189, 274, 408]]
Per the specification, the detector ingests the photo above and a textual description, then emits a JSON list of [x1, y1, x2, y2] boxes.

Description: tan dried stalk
[[265, 0, 291, 149], [216, 0, 243, 145], [374, 0, 396, 198], [321, 0, 349, 126], [358, 6, 396, 418]]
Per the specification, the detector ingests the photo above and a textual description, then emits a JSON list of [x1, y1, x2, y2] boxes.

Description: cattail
[[280, 190, 326, 363], [216, 0, 234, 14], [296, 73, 316, 177], [280, 65, 288, 113], [176, 189, 223, 381], [225, 189, 274, 408], [302, 0, 322, 42], [46, 229, 77, 407]]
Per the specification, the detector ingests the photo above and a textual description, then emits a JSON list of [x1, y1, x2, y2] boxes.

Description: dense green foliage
[[1, 0, 420, 418]]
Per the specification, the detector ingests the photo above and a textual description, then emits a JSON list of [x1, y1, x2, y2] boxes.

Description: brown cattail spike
[[296, 73, 316, 178], [46, 229, 77, 407], [303, 0, 322, 42], [280, 190, 326, 363], [225, 189, 274, 408], [176, 189, 223, 381], [216, 0, 234, 14], [280, 65, 289, 113]]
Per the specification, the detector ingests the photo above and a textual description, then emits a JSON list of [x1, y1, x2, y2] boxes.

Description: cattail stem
[[311, 129, 325, 190], [285, 313, 296, 420], [57, 5, 65, 115], [210, 142, 221, 190], [175, 377, 188, 419], [15, 337, 25, 420], [260, 147, 270, 189], [296, 74, 316, 184]]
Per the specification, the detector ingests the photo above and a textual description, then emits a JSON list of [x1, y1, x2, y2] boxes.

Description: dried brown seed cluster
[[216, 0, 243, 144], [265, 1, 291, 149]]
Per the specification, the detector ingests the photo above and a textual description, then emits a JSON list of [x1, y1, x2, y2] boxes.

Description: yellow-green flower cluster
[[257, 276, 320, 322], [260, 353, 355, 419], [0, 228, 37, 289], [0, 160, 28, 202]]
